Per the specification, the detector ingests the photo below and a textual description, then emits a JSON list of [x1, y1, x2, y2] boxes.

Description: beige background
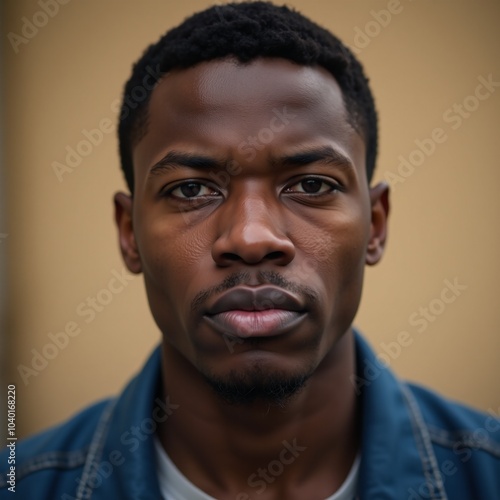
[[1, 0, 499, 438]]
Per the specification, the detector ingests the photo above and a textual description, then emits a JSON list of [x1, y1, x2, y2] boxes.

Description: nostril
[[266, 251, 285, 260], [221, 253, 241, 262], [218, 250, 287, 265]]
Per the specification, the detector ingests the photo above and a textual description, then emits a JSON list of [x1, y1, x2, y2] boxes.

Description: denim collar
[[75, 331, 447, 499]]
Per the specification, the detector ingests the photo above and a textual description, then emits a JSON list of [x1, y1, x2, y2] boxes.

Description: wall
[[2, 0, 499, 438]]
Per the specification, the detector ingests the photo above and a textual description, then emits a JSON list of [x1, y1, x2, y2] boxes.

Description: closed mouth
[[205, 309, 306, 338], [204, 286, 306, 338]]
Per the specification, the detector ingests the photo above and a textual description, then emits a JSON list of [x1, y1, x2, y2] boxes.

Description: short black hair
[[118, 1, 378, 193]]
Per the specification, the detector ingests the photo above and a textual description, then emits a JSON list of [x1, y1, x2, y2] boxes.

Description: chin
[[199, 355, 316, 407]]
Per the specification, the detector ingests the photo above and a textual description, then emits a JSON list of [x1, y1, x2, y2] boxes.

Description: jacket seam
[[401, 383, 448, 500], [0, 450, 88, 488], [427, 425, 500, 458], [75, 398, 118, 500]]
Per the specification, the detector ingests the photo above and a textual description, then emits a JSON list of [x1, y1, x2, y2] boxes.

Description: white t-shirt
[[154, 436, 360, 500]]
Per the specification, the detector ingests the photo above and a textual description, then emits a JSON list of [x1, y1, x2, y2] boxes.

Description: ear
[[113, 192, 142, 274], [366, 182, 390, 266]]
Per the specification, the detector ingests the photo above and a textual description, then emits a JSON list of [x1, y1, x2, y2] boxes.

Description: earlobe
[[113, 192, 142, 274], [366, 182, 390, 266]]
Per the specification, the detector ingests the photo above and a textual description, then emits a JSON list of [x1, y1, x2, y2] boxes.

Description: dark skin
[[114, 58, 389, 499]]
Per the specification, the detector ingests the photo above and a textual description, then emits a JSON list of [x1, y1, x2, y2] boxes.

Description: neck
[[157, 330, 359, 499]]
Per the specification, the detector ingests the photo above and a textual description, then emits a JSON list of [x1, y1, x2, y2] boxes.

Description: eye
[[167, 181, 220, 199], [284, 177, 340, 195]]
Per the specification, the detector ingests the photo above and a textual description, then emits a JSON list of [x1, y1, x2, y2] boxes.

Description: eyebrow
[[275, 146, 354, 171], [148, 151, 227, 178]]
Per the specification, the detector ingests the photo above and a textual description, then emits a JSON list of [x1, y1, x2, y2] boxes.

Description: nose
[[211, 193, 295, 267]]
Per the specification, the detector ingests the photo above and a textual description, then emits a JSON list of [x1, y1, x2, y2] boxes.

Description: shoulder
[[405, 382, 500, 497], [0, 398, 114, 497], [407, 382, 500, 454], [0, 346, 163, 499]]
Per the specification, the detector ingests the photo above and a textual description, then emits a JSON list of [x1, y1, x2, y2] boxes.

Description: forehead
[[132, 57, 365, 181], [157, 57, 341, 111]]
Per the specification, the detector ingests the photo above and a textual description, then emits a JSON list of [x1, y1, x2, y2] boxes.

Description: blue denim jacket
[[1, 332, 499, 499]]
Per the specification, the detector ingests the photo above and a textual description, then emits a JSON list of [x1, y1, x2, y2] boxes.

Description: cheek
[[292, 208, 369, 285], [293, 208, 370, 352], [137, 218, 215, 353], [139, 217, 214, 294]]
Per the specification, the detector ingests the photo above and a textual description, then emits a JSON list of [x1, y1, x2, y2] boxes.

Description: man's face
[[116, 58, 388, 402]]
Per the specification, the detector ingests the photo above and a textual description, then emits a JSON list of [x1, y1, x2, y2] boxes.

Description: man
[[1, 2, 499, 499]]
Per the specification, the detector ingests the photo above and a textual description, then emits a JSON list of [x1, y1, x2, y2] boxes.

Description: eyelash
[[165, 181, 221, 200], [162, 176, 342, 201]]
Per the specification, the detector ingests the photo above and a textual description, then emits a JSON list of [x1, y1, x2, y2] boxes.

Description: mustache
[[191, 270, 319, 313]]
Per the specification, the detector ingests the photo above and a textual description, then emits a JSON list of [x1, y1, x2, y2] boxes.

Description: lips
[[204, 286, 306, 338]]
